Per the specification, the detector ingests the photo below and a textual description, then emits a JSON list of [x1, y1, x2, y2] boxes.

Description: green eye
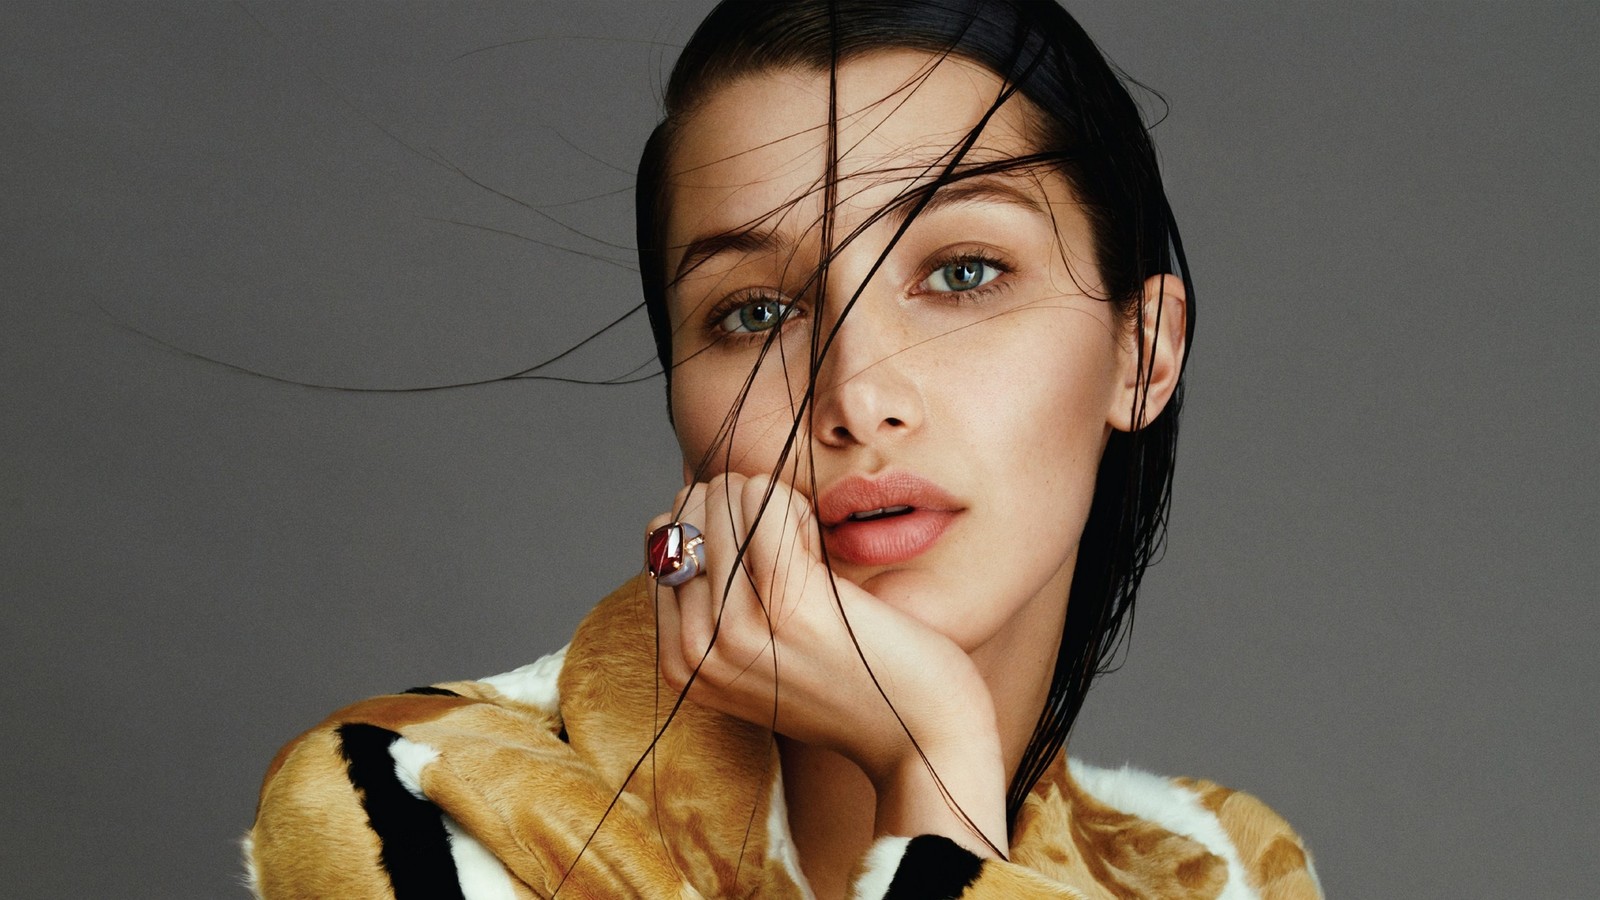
[[720, 297, 793, 334], [925, 258, 1000, 292]]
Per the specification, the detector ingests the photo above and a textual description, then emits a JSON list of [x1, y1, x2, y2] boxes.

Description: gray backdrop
[[3, 2, 1595, 897]]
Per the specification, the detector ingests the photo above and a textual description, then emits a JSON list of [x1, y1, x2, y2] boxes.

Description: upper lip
[[816, 472, 962, 527]]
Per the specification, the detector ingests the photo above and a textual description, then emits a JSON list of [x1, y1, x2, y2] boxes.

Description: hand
[[651, 473, 1008, 856]]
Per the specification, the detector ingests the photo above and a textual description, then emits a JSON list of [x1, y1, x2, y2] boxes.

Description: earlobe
[[1108, 273, 1187, 432]]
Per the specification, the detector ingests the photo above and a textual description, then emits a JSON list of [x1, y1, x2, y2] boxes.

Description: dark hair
[[636, 0, 1194, 827]]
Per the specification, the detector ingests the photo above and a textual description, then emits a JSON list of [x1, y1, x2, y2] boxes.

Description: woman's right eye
[[718, 297, 795, 335]]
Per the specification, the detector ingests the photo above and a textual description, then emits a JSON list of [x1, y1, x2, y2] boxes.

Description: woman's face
[[662, 51, 1145, 664]]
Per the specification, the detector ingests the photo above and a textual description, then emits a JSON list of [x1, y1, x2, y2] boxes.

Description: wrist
[[869, 727, 1007, 859]]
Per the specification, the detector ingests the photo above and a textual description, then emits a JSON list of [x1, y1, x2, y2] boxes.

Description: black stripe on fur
[[401, 686, 462, 697], [883, 834, 985, 899], [337, 722, 466, 900]]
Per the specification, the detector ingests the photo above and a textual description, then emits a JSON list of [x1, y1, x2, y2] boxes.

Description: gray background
[[2, 2, 1595, 897]]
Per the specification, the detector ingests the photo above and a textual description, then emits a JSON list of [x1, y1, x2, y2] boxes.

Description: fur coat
[[245, 577, 1322, 898]]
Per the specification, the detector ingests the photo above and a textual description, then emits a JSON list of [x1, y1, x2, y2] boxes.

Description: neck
[[780, 558, 1073, 898], [779, 608, 1065, 898]]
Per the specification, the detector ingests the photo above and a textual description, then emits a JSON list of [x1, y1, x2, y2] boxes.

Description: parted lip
[[816, 472, 962, 527]]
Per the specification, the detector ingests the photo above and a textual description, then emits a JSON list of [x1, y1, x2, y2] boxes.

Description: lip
[[817, 472, 962, 567]]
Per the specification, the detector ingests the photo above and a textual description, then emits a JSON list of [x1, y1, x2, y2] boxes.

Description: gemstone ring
[[646, 522, 706, 587]]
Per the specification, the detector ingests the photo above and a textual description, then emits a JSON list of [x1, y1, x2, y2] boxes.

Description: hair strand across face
[[633, 0, 1194, 840]]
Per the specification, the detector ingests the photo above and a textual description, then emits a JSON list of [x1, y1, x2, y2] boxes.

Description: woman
[[246, 1, 1321, 897]]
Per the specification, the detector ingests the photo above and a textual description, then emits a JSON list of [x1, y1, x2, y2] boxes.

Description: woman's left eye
[[922, 257, 1002, 293]]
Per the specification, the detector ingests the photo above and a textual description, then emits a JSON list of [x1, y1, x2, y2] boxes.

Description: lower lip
[[823, 509, 957, 567]]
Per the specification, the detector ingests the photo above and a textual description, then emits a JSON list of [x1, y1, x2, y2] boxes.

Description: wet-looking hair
[[636, 0, 1194, 827]]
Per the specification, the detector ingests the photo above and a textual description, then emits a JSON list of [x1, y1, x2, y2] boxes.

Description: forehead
[[666, 50, 1042, 250]]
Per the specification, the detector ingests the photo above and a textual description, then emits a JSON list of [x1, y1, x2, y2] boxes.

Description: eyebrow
[[673, 227, 781, 283], [907, 176, 1048, 221], [670, 174, 1049, 284]]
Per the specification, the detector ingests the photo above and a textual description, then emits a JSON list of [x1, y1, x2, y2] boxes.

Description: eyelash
[[704, 248, 1015, 342], [705, 290, 801, 343], [915, 248, 1014, 300]]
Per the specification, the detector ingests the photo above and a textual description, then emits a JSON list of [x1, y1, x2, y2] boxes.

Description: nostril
[[885, 417, 904, 428]]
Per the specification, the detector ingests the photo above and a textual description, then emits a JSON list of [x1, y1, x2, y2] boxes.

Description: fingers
[[652, 473, 823, 701], [655, 476, 751, 693], [651, 482, 706, 693], [737, 474, 822, 626], [652, 578, 689, 691]]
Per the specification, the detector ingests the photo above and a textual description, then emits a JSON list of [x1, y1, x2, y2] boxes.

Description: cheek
[[671, 379, 745, 479], [945, 311, 1119, 473], [671, 354, 810, 480], [669, 382, 713, 474]]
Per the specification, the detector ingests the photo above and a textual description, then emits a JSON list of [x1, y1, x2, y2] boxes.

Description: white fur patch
[[1068, 760, 1259, 900], [1306, 855, 1325, 895], [765, 777, 816, 898], [480, 644, 568, 712], [443, 815, 520, 900], [390, 737, 441, 801], [850, 836, 911, 900], [239, 833, 262, 899]]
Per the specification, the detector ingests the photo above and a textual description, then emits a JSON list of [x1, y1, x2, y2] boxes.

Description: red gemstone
[[647, 524, 684, 577]]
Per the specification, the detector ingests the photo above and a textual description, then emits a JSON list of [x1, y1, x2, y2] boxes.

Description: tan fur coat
[[246, 577, 1322, 898]]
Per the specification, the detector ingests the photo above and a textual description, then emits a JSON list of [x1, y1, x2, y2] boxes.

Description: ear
[[1108, 273, 1187, 432]]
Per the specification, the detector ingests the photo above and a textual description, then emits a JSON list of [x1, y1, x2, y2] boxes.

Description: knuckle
[[700, 478, 725, 509], [720, 619, 767, 661], [673, 485, 711, 529], [680, 622, 708, 663], [792, 492, 815, 524], [659, 653, 685, 690]]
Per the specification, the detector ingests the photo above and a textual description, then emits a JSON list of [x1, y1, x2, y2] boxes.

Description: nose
[[808, 292, 925, 450]]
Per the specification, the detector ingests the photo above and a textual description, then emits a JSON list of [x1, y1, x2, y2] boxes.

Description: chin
[[852, 568, 994, 653]]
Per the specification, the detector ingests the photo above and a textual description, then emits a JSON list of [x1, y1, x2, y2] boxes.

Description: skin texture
[[650, 50, 1185, 899]]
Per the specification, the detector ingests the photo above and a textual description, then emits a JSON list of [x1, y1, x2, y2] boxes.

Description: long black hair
[[637, 0, 1194, 827]]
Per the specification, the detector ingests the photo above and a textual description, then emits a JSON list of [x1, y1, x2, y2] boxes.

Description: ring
[[646, 522, 706, 587]]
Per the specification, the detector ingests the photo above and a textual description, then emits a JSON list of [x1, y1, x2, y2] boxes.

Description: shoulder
[[1068, 760, 1323, 899], [244, 666, 567, 898], [851, 760, 1322, 900], [1166, 771, 1322, 898], [243, 577, 741, 899]]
